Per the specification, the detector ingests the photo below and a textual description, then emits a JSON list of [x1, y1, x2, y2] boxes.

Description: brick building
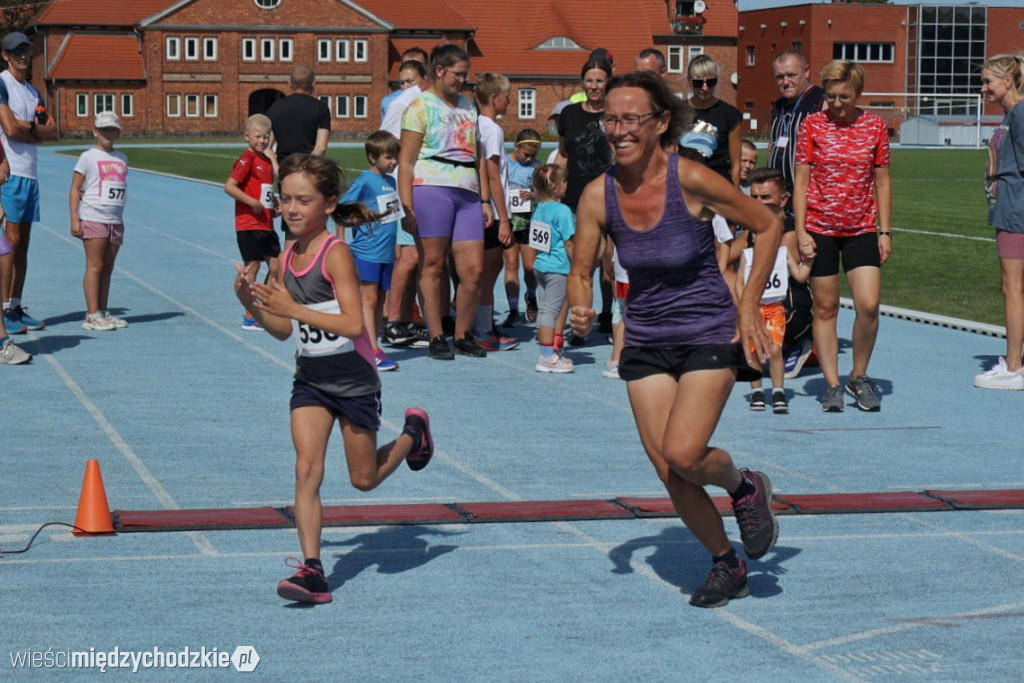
[[737, 3, 1024, 140], [27, 0, 741, 138]]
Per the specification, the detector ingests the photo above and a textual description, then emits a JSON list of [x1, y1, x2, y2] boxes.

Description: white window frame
[[242, 37, 256, 61], [76, 93, 88, 117], [260, 37, 274, 61], [184, 37, 199, 61], [278, 38, 293, 62], [745, 45, 755, 67], [203, 37, 218, 61], [354, 39, 368, 62], [94, 93, 114, 114], [335, 39, 349, 62], [667, 46, 684, 73], [167, 94, 181, 117], [517, 88, 536, 119], [688, 46, 704, 63], [335, 95, 349, 118], [121, 93, 134, 117], [317, 38, 331, 62], [203, 94, 218, 117], [354, 95, 368, 118], [185, 93, 200, 118], [166, 36, 180, 60], [254, 0, 281, 7]]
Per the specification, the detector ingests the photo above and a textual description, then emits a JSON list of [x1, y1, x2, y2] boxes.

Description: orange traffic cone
[[73, 459, 115, 536]]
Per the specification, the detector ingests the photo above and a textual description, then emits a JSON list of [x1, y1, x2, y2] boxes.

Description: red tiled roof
[[356, 0, 474, 30], [35, 0, 174, 26], [369, 0, 737, 78], [48, 34, 145, 80]]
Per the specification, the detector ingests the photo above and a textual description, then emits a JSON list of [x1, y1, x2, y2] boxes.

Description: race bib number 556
[[292, 299, 354, 357]]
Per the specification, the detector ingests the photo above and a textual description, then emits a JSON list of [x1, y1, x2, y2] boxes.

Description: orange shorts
[[748, 301, 786, 356]]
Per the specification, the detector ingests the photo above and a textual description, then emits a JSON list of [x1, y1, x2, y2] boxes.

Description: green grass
[[57, 143, 1005, 326]]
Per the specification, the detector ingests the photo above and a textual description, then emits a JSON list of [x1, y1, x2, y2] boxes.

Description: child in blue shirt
[[530, 165, 576, 373], [341, 130, 402, 371]]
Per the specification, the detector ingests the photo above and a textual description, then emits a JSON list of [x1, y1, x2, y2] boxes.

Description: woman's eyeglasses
[[691, 78, 718, 89], [824, 93, 854, 103], [599, 111, 664, 134]]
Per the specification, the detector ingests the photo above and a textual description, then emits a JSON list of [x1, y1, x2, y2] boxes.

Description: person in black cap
[[0, 31, 57, 333]]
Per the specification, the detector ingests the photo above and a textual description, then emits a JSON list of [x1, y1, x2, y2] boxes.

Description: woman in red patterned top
[[793, 60, 891, 413]]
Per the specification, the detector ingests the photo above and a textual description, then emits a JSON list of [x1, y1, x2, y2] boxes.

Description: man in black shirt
[[268, 65, 330, 163], [767, 50, 824, 197]]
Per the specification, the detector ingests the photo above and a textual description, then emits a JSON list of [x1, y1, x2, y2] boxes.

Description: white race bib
[[775, 135, 790, 150], [292, 299, 354, 357], [528, 219, 552, 253], [510, 191, 532, 214], [260, 183, 276, 209], [376, 191, 403, 224], [100, 179, 126, 207], [743, 246, 789, 302]]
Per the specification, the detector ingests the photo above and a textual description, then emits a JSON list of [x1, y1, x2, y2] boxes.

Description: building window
[[354, 39, 368, 62], [166, 36, 180, 60], [167, 94, 181, 117], [667, 46, 683, 73], [537, 36, 582, 49], [185, 94, 200, 118], [203, 37, 217, 61], [203, 94, 218, 117], [184, 37, 198, 60], [242, 37, 256, 61], [94, 93, 114, 113], [76, 93, 88, 117], [254, 0, 281, 7], [317, 38, 331, 62], [319, 95, 331, 116], [121, 93, 134, 117], [745, 45, 755, 67], [354, 95, 368, 118], [260, 37, 274, 61], [833, 42, 894, 63], [335, 39, 349, 62], [518, 88, 536, 119], [279, 38, 293, 61], [688, 46, 704, 62], [792, 41, 802, 54], [336, 95, 349, 118]]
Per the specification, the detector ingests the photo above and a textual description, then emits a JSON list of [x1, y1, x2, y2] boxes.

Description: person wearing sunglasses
[[684, 55, 742, 187], [568, 71, 783, 608], [0, 32, 57, 334]]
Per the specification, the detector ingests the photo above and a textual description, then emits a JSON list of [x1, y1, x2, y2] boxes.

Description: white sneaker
[[601, 360, 620, 379], [0, 337, 31, 364], [973, 357, 1024, 390], [83, 313, 116, 332], [535, 352, 574, 374], [102, 311, 128, 328]]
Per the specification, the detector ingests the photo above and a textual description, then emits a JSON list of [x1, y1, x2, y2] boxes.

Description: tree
[[0, 0, 46, 38]]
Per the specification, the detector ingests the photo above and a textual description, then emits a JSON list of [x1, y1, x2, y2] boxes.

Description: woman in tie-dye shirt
[[398, 44, 492, 361], [794, 60, 891, 413]]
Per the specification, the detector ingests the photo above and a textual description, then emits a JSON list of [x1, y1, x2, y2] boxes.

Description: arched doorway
[[249, 89, 284, 116]]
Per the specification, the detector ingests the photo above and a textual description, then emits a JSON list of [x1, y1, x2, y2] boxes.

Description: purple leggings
[[413, 185, 485, 242]]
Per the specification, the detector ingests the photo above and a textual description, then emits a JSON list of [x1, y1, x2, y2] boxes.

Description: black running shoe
[[453, 335, 487, 357], [732, 470, 779, 560], [403, 408, 434, 471], [276, 558, 332, 604], [383, 321, 415, 347], [689, 559, 749, 608], [407, 323, 430, 348], [428, 335, 454, 360], [749, 390, 766, 411], [567, 334, 586, 347], [500, 310, 519, 328]]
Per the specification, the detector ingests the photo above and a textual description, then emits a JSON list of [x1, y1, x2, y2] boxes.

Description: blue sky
[[737, 0, 1022, 10]]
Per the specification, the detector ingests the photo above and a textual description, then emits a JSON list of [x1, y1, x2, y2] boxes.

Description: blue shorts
[[353, 257, 394, 291], [290, 381, 381, 432], [2, 176, 40, 223]]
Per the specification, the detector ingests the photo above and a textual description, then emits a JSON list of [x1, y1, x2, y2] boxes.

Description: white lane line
[[31, 336, 217, 556]]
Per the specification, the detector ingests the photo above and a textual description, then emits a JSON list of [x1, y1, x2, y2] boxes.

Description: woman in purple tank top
[[567, 72, 784, 608]]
